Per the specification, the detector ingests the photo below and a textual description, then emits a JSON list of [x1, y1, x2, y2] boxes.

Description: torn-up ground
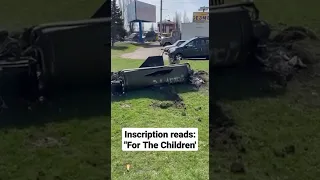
[[210, 26, 320, 174], [112, 70, 209, 110]]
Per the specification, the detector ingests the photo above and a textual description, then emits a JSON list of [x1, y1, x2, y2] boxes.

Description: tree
[[119, 0, 135, 31], [111, 0, 126, 46], [174, 11, 182, 31], [183, 11, 190, 23]]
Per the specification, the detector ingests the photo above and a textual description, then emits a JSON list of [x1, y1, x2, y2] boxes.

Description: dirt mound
[[254, 26, 320, 88], [189, 70, 209, 89], [272, 26, 319, 43], [210, 26, 320, 174]]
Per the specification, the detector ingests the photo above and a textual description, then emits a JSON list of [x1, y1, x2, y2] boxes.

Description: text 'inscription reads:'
[[122, 128, 198, 151]]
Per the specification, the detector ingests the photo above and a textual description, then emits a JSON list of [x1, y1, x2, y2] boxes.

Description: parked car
[[162, 40, 186, 54], [144, 31, 157, 42], [160, 31, 181, 46], [168, 36, 209, 64], [126, 33, 139, 42], [158, 33, 171, 43]]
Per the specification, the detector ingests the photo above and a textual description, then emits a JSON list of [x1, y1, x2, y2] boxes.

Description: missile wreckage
[[111, 56, 207, 95], [0, 1, 111, 111], [1, 1, 320, 112], [0, 0, 207, 113], [209, 2, 319, 86]]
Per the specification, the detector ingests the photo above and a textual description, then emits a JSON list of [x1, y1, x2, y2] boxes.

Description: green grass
[[0, 0, 105, 30], [213, 1, 320, 179], [111, 43, 210, 180]]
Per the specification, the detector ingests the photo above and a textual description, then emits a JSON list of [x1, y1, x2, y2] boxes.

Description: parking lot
[[120, 42, 169, 60]]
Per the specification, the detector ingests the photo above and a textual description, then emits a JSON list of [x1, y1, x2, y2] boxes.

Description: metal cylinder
[[120, 63, 191, 91]]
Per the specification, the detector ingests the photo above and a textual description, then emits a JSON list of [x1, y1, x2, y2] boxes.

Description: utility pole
[[160, 0, 162, 34]]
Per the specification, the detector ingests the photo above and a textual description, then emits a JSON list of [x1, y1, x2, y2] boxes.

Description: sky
[[118, 0, 209, 31]]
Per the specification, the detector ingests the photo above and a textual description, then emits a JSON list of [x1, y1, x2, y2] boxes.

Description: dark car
[[126, 33, 139, 42], [144, 31, 157, 42], [168, 37, 209, 64]]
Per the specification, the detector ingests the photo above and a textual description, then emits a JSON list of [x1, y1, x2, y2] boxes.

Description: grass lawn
[[111, 43, 210, 180], [213, 0, 320, 179]]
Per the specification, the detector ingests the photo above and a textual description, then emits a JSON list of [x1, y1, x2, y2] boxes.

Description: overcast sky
[[119, 0, 209, 31]]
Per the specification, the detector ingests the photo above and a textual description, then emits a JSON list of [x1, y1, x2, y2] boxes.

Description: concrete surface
[[121, 42, 169, 60]]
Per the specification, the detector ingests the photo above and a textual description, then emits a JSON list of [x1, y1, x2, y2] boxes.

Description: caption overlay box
[[122, 128, 198, 151]]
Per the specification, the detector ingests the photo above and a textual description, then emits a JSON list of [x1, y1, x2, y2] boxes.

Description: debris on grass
[[254, 26, 320, 88], [190, 70, 209, 90], [150, 101, 173, 109], [120, 103, 131, 108], [126, 163, 131, 171], [273, 144, 296, 157], [150, 100, 185, 109], [195, 107, 202, 111], [147, 70, 208, 109]]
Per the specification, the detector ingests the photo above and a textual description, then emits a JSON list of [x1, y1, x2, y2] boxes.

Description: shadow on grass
[[211, 65, 286, 102], [131, 42, 160, 48], [111, 46, 128, 51], [0, 87, 110, 129], [111, 84, 199, 102]]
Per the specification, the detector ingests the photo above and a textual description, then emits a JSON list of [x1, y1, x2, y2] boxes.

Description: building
[[157, 20, 176, 34]]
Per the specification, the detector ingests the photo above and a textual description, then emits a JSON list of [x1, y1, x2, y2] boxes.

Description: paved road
[[121, 42, 169, 60]]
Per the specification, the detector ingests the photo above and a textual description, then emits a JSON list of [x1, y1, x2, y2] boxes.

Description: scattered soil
[[210, 26, 320, 175]]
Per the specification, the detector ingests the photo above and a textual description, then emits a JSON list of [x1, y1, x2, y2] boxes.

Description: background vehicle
[[181, 23, 209, 41], [168, 36, 209, 63], [144, 31, 157, 42], [162, 40, 186, 54], [160, 22, 209, 46], [160, 31, 181, 46], [126, 32, 139, 42]]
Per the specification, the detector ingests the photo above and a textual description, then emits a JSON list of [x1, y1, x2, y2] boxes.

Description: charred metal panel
[[210, 3, 255, 67], [31, 18, 111, 89], [92, 0, 111, 18], [120, 63, 191, 91], [139, 56, 164, 68]]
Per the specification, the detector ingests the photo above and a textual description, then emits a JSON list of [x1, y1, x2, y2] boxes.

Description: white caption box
[[122, 128, 198, 151]]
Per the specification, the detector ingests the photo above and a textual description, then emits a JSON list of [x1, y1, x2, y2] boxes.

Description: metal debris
[[189, 70, 208, 90]]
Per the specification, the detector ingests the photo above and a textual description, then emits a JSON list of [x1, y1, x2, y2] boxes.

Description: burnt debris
[[0, 20, 110, 112], [111, 56, 208, 95], [210, 2, 320, 87]]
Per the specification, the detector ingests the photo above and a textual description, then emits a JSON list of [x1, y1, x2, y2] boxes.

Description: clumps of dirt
[[149, 71, 209, 109], [149, 85, 186, 109], [150, 100, 185, 109], [273, 144, 296, 158], [156, 85, 183, 101], [272, 26, 319, 43]]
